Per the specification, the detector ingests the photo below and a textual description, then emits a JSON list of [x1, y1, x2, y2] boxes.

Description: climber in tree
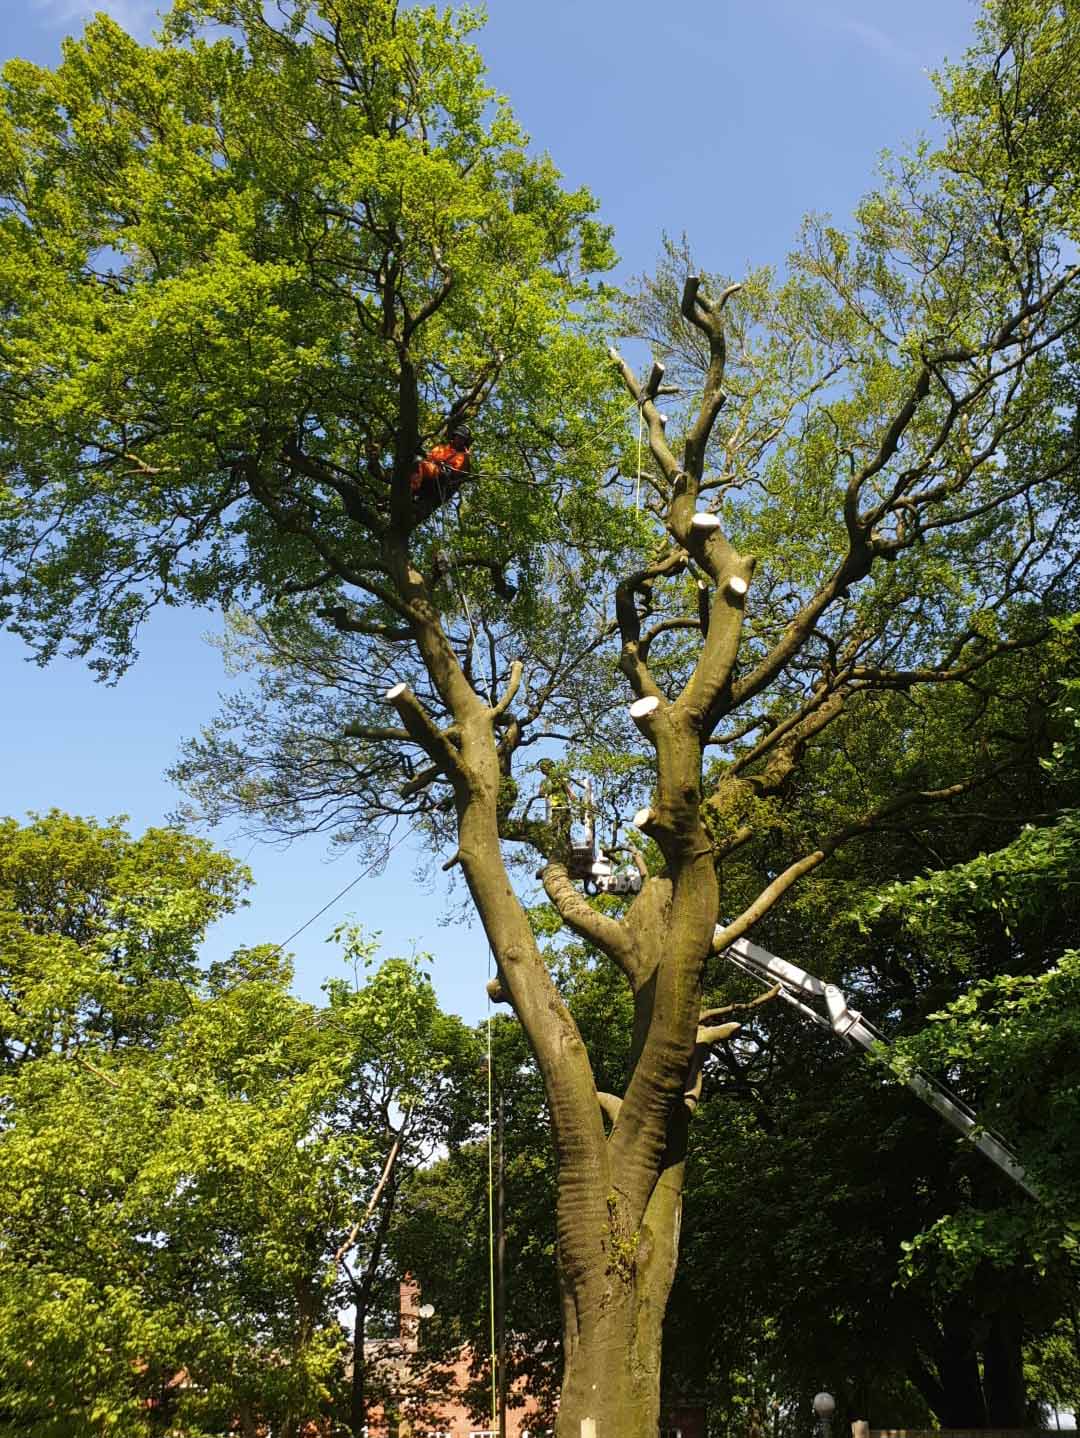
[[409, 425, 472, 505]]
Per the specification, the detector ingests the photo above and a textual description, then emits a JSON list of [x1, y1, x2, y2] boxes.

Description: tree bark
[[555, 1116, 685, 1438], [982, 1309, 1027, 1427], [350, 1298, 366, 1438], [911, 1308, 989, 1430]]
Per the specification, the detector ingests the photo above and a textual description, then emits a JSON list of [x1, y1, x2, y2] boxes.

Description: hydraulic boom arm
[[719, 932, 1038, 1200]]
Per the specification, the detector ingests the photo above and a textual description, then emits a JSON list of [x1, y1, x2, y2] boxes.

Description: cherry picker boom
[[718, 932, 1038, 1201]]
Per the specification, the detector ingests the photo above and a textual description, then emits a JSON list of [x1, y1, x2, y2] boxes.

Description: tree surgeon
[[410, 426, 472, 509]]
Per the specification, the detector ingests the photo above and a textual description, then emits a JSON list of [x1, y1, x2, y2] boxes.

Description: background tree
[[4, 1, 1080, 1431], [0, 810, 479, 1437], [320, 923, 484, 1438]]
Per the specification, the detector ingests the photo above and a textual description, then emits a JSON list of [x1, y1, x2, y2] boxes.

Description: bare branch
[[681, 277, 742, 482], [489, 659, 524, 721], [541, 862, 642, 988], [318, 604, 412, 642], [383, 683, 464, 781], [75, 1055, 121, 1089], [607, 345, 681, 485], [335, 1112, 410, 1267], [615, 550, 688, 698], [696, 1021, 740, 1046], [713, 767, 1016, 951], [597, 1091, 623, 1126], [699, 984, 781, 1025], [400, 762, 442, 799], [343, 721, 411, 742]]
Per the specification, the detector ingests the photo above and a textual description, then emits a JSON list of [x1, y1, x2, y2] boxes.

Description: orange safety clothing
[[409, 441, 471, 498]]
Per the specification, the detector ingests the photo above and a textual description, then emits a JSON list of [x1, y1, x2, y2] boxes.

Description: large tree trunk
[[937, 1342, 988, 1429], [460, 809, 707, 1435], [982, 1309, 1026, 1427], [910, 1307, 989, 1430], [558, 1298, 664, 1438], [555, 1119, 685, 1438]]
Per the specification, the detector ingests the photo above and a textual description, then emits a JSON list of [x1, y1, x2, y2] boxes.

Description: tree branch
[[383, 683, 464, 782], [597, 1091, 623, 1126], [489, 659, 524, 721], [334, 1113, 410, 1267], [281, 440, 386, 535], [541, 862, 642, 988], [713, 766, 1015, 951], [680, 275, 741, 481], [318, 604, 413, 642], [343, 721, 411, 742]]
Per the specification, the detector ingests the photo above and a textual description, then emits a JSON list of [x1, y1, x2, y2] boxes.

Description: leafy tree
[[4, 1, 1080, 1431], [0, 811, 479, 1436], [848, 672, 1080, 1428], [320, 924, 484, 1437], [657, 660, 1080, 1432]]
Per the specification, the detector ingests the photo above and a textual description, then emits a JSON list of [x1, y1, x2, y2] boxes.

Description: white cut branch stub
[[728, 575, 749, 595], [691, 511, 720, 530], [628, 696, 660, 719], [385, 682, 407, 700], [632, 807, 653, 829]]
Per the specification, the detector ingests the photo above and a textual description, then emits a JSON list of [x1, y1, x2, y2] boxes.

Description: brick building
[[358, 1280, 705, 1438]]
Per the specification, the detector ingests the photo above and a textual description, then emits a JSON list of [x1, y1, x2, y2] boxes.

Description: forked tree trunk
[[448, 708, 716, 1436], [384, 282, 743, 1435]]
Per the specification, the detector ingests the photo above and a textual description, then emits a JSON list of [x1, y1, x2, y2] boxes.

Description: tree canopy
[[4, 0, 1080, 1433], [0, 810, 480, 1437]]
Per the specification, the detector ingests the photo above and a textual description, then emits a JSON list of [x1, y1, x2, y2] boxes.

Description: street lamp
[[813, 1392, 836, 1438]]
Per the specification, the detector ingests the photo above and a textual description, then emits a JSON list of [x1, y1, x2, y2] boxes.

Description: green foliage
[[5, 1, 1080, 1430], [852, 670, 1080, 1223], [0, 809, 250, 1066], [0, 811, 481, 1435], [0, 0, 623, 679]]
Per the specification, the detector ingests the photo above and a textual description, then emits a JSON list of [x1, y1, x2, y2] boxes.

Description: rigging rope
[[267, 824, 415, 957]]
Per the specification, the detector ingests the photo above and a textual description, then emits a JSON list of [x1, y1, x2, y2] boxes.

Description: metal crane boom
[[719, 933, 1038, 1200]]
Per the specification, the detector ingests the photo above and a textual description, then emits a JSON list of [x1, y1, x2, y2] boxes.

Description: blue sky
[[1, 0, 980, 1022]]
